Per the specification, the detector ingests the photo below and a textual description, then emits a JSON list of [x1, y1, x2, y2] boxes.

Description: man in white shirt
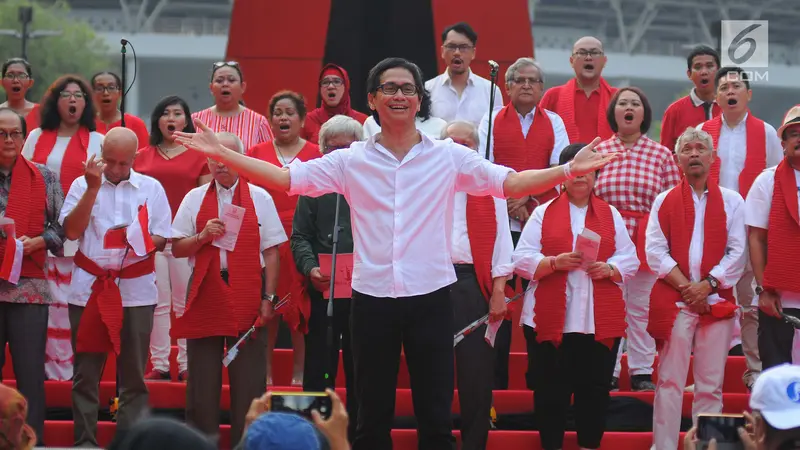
[[425, 22, 503, 126], [746, 106, 800, 371], [645, 128, 746, 450], [60, 127, 171, 447], [171, 133, 284, 446], [696, 67, 783, 390], [512, 143, 639, 450], [174, 57, 618, 450], [442, 121, 513, 450]]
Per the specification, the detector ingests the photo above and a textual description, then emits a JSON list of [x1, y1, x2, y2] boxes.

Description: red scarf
[[466, 195, 497, 299], [557, 78, 615, 143], [0, 157, 47, 279], [535, 193, 625, 347], [763, 160, 800, 293], [702, 113, 766, 198], [493, 104, 558, 205], [31, 127, 90, 195], [73, 250, 155, 354], [647, 179, 736, 346], [172, 181, 263, 340]]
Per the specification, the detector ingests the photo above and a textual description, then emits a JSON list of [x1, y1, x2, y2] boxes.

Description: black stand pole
[[484, 62, 500, 161], [322, 193, 343, 388], [120, 40, 127, 128]]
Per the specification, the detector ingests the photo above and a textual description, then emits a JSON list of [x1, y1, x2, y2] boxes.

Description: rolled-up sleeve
[[491, 197, 514, 277], [607, 206, 640, 283], [454, 144, 513, 199], [645, 192, 678, 279], [58, 177, 86, 225], [708, 194, 747, 289], [512, 204, 547, 280], [287, 149, 347, 198]]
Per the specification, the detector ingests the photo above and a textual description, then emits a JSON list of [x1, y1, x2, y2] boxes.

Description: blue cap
[[244, 412, 322, 450]]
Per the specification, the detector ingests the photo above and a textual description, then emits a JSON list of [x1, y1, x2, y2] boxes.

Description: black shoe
[[631, 374, 656, 391], [610, 376, 619, 391]]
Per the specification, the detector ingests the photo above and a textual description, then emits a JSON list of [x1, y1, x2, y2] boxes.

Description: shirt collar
[[443, 68, 475, 87], [215, 178, 239, 194], [612, 134, 649, 148], [102, 169, 142, 189], [515, 106, 536, 120], [689, 88, 716, 108], [368, 129, 434, 164], [721, 112, 749, 130]]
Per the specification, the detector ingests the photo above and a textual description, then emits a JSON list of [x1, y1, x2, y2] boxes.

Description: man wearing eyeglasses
[[540, 36, 618, 144], [0, 107, 65, 446], [425, 22, 504, 126]]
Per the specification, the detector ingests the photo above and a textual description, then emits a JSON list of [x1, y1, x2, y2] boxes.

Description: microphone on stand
[[484, 60, 501, 160], [120, 39, 128, 128]]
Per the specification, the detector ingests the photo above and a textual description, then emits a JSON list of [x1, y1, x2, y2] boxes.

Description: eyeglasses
[[0, 130, 23, 141], [93, 86, 119, 93], [59, 91, 86, 100], [3, 73, 29, 81], [512, 77, 543, 86], [213, 61, 240, 70], [573, 50, 604, 58], [376, 83, 418, 96], [320, 78, 344, 87], [443, 44, 474, 52]]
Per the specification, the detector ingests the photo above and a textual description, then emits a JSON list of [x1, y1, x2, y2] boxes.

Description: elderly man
[[171, 132, 284, 446], [646, 128, 746, 450], [292, 115, 363, 442], [746, 106, 800, 370], [60, 127, 171, 446], [441, 120, 513, 450], [0, 107, 64, 445]]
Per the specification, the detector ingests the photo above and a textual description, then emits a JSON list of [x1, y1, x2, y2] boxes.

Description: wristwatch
[[705, 276, 720, 292], [263, 294, 278, 306], [755, 285, 764, 296]]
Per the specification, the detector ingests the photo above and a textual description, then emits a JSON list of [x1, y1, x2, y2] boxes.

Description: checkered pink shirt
[[594, 135, 681, 238], [192, 107, 273, 151]]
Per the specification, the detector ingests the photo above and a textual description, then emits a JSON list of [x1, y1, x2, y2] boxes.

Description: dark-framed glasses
[[443, 44, 474, 52], [93, 85, 119, 93], [512, 77, 543, 86], [320, 78, 344, 87], [573, 50, 604, 58], [0, 130, 24, 140], [376, 83, 418, 96], [59, 91, 86, 100]]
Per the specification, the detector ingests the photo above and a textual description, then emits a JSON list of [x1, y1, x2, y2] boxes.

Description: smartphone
[[696, 413, 746, 450], [269, 391, 332, 420]]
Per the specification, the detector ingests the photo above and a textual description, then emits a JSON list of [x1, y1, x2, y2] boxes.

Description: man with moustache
[[425, 22, 504, 126], [60, 127, 171, 447], [660, 46, 722, 153], [646, 128, 746, 450], [746, 106, 800, 370], [697, 67, 783, 390], [539, 36, 618, 144]]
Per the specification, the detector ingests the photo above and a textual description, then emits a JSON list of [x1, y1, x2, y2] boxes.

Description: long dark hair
[[39, 75, 96, 132], [365, 57, 432, 127], [149, 95, 195, 146]]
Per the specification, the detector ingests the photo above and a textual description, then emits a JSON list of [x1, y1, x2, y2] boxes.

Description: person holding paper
[[645, 127, 747, 450], [291, 115, 363, 442], [512, 142, 639, 450], [173, 57, 619, 450], [171, 132, 285, 446], [60, 127, 171, 447], [0, 107, 65, 445], [442, 120, 513, 450]]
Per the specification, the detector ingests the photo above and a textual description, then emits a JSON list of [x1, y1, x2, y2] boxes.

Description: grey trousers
[[69, 304, 154, 447], [0, 302, 48, 444]]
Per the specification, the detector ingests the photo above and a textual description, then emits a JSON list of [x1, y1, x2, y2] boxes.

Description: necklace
[[274, 141, 300, 167], [158, 143, 183, 160]]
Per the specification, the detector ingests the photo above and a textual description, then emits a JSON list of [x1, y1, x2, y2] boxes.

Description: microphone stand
[[120, 40, 127, 128], [322, 193, 343, 389], [484, 62, 500, 160]]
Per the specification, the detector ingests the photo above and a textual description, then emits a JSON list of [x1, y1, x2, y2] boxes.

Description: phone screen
[[697, 414, 746, 450], [269, 393, 332, 420]]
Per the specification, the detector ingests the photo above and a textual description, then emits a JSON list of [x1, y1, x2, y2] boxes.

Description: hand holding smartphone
[[268, 391, 333, 420], [696, 414, 746, 450]]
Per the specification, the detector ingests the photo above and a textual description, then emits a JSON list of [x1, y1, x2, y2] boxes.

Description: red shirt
[[539, 82, 617, 144], [660, 94, 721, 153], [247, 141, 321, 219], [134, 146, 210, 218], [25, 103, 40, 132], [96, 113, 150, 148]]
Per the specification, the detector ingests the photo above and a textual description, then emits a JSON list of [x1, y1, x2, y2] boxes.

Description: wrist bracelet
[[549, 256, 557, 271], [563, 161, 576, 180]]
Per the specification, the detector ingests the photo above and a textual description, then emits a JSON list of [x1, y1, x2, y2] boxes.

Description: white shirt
[[171, 180, 287, 269], [362, 115, 448, 139], [696, 114, 783, 193], [58, 171, 172, 307], [425, 69, 504, 126], [513, 200, 640, 332], [744, 167, 800, 309], [450, 192, 514, 278], [478, 106, 570, 232], [288, 133, 513, 298], [646, 186, 747, 312]]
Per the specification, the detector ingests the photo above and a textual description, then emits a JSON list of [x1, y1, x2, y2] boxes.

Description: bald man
[[60, 127, 172, 447], [539, 36, 618, 144]]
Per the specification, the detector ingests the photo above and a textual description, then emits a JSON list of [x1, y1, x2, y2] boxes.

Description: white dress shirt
[[171, 179, 287, 269], [425, 69, 504, 125], [696, 114, 783, 193], [362, 115, 448, 139], [513, 200, 640, 332], [744, 167, 800, 309], [450, 192, 514, 277], [646, 185, 747, 312], [288, 133, 513, 298], [478, 106, 570, 232], [58, 170, 172, 307]]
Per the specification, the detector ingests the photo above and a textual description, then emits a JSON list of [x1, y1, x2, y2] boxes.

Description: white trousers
[[44, 257, 74, 381], [652, 310, 734, 450], [150, 245, 190, 373], [734, 268, 761, 386], [619, 270, 657, 376]]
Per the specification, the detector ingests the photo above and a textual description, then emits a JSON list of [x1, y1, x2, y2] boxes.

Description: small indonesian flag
[[126, 203, 155, 257], [0, 218, 22, 285]]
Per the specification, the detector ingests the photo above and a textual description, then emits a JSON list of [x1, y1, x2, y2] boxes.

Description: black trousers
[[350, 287, 455, 450], [758, 308, 800, 370], [0, 302, 48, 445], [494, 231, 528, 390], [303, 288, 357, 442], [530, 329, 620, 450], [451, 265, 494, 450]]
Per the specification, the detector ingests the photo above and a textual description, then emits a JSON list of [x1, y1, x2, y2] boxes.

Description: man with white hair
[[60, 127, 172, 446], [292, 115, 364, 442], [441, 120, 513, 450], [646, 127, 746, 450], [170, 132, 285, 446]]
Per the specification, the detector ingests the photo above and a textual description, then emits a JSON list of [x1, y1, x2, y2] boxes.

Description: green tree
[[0, 0, 110, 103]]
